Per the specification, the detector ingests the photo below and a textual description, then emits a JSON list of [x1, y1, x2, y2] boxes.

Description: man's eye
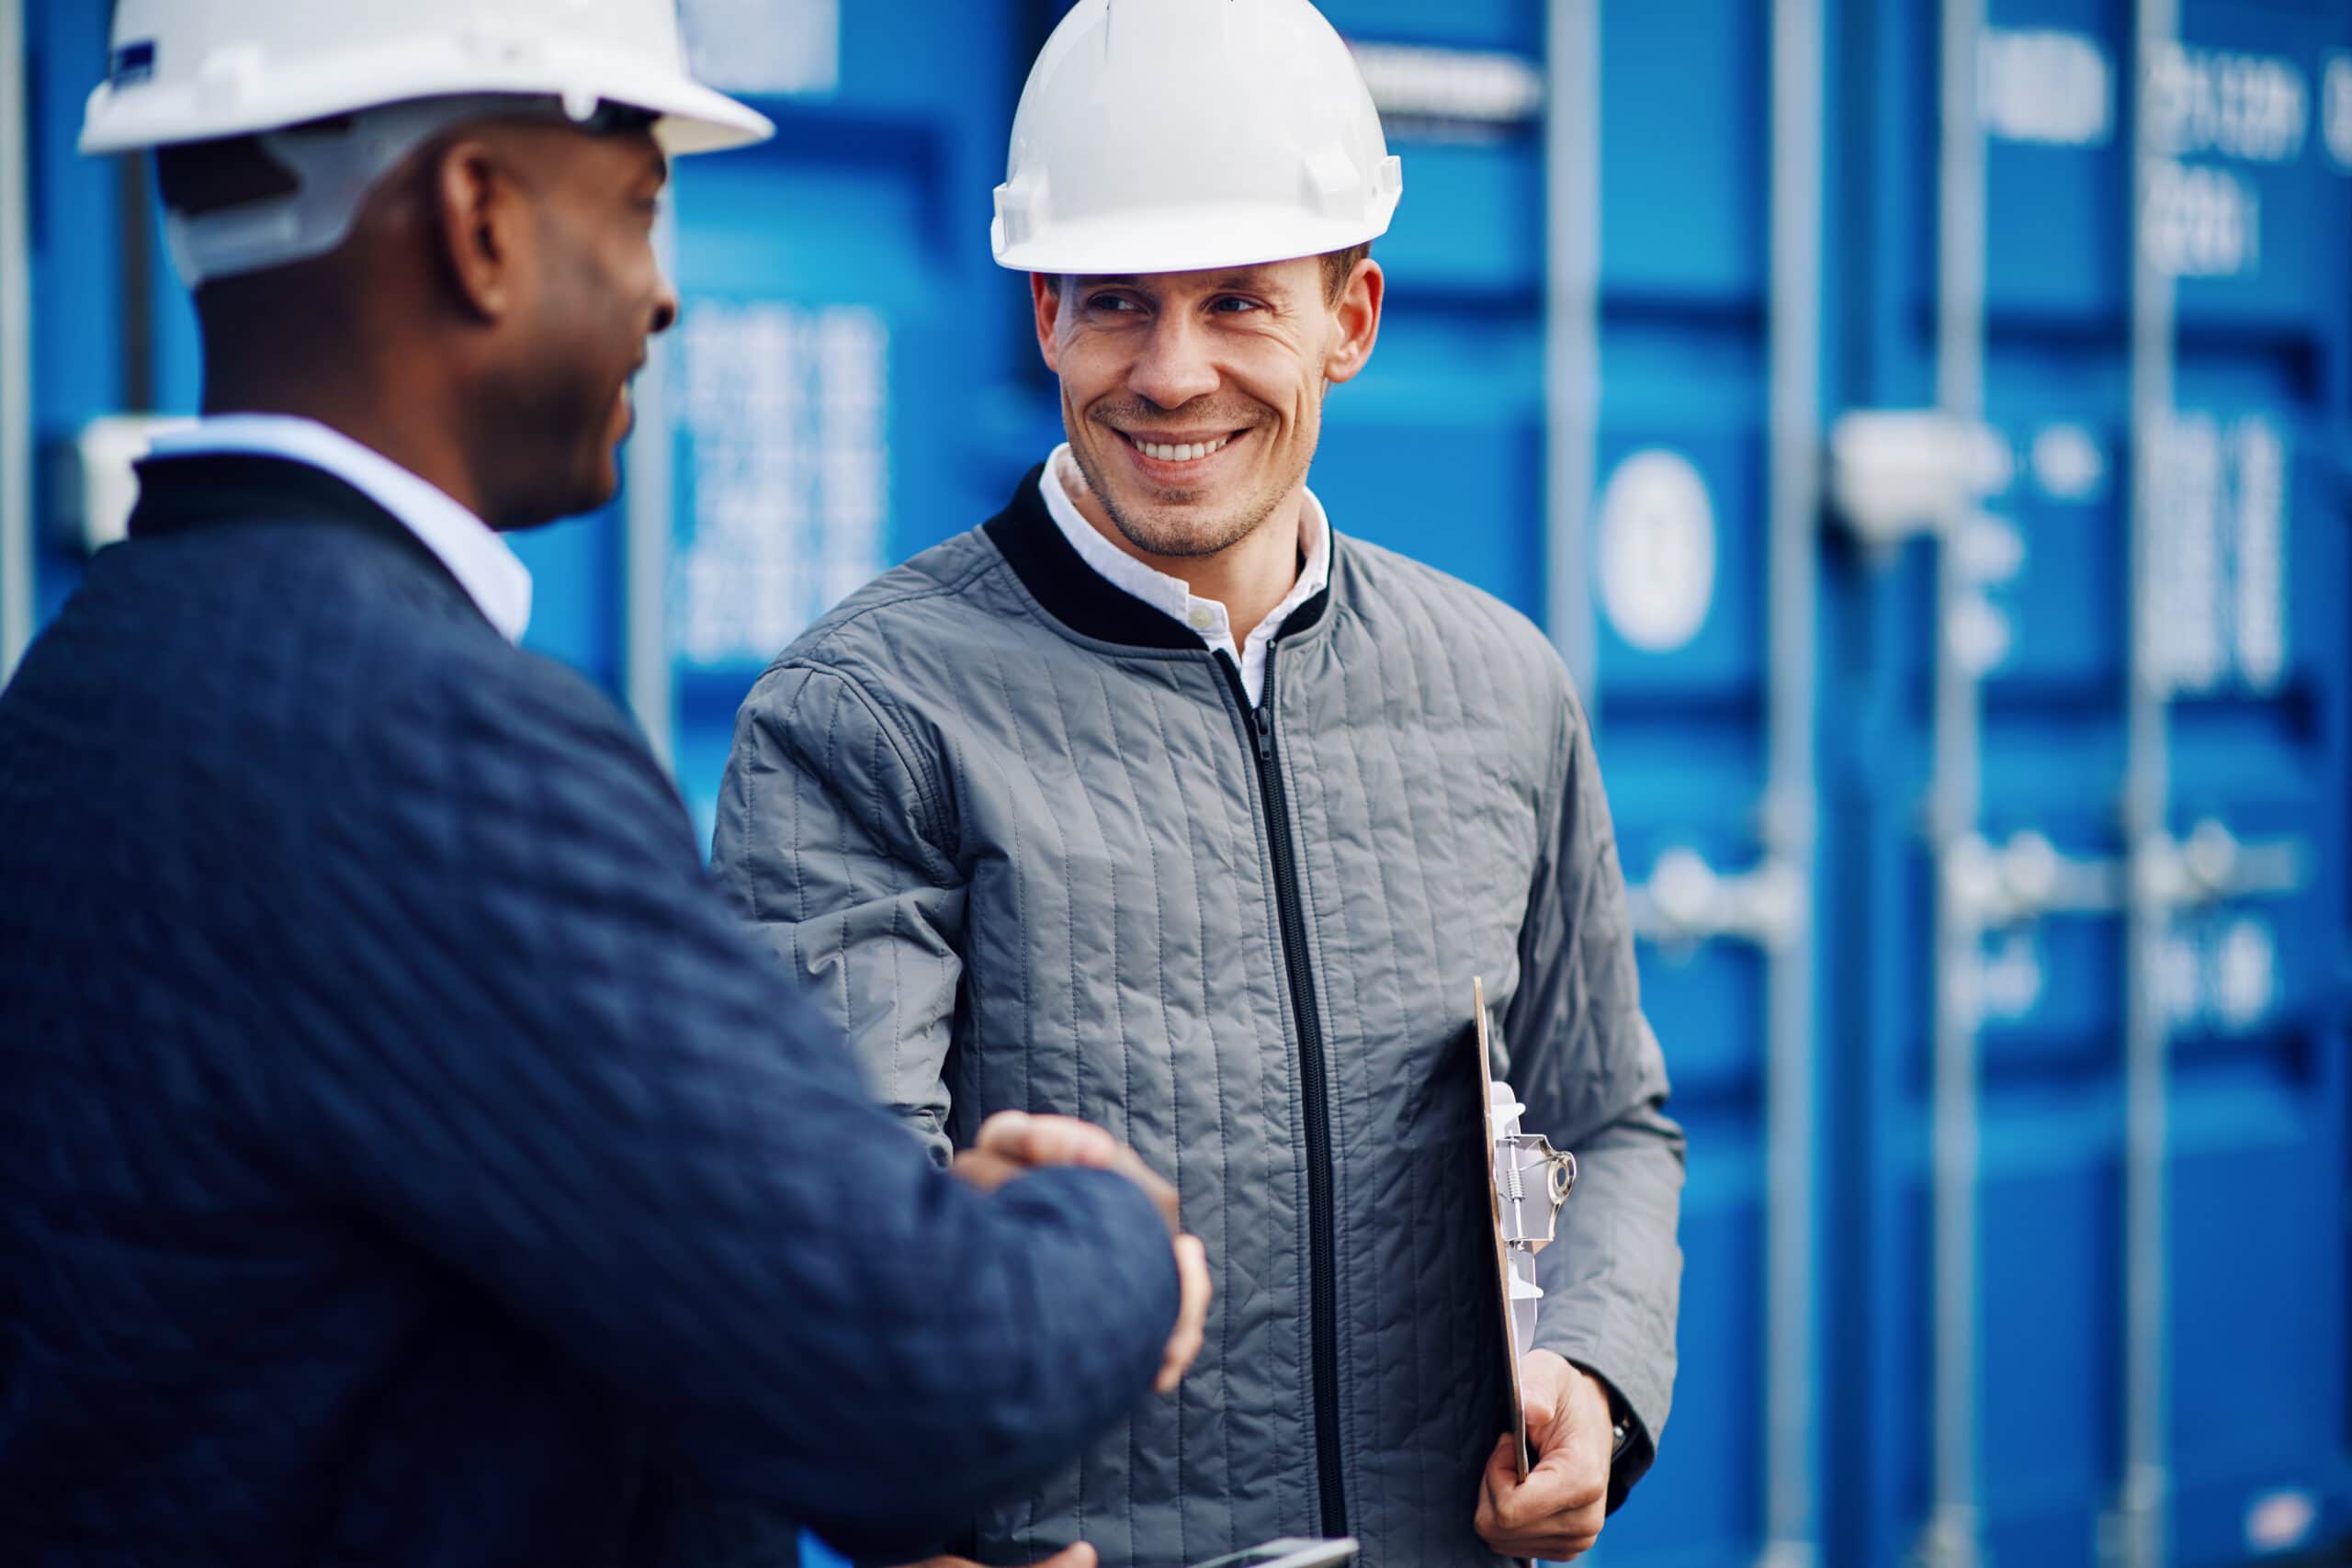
[[1089, 295, 1141, 314], [1211, 297, 1262, 313]]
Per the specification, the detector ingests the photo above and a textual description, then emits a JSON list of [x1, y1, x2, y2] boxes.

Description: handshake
[[952, 1110, 1213, 1397]]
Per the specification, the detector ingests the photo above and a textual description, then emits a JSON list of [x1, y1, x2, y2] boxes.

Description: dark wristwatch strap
[[1599, 1377, 1634, 1460]]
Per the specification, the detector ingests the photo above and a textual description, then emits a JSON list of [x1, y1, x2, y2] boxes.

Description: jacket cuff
[[1565, 1359, 1654, 1515], [1537, 1329, 1668, 1514]]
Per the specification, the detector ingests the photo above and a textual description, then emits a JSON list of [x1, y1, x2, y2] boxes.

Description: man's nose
[[1127, 311, 1220, 409], [649, 271, 681, 337]]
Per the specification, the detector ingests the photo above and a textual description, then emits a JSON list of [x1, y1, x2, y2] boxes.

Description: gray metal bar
[[1758, 0, 1822, 1562], [1919, 0, 1987, 1564], [1, 0, 33, 682], [119, 156, 155, 414], [1543, 0, 1601, 709], [622, 205, 680, 772], [2111, 0, 2178, 1562]]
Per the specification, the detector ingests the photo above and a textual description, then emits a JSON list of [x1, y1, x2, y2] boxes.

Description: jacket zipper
[[1223, 649, 1347, 1540]]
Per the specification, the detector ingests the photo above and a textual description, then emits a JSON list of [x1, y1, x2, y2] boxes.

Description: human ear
[[1322, 257, 1385, 386], [1032, 271, 1064, 373], [429, 138, 529, 322]]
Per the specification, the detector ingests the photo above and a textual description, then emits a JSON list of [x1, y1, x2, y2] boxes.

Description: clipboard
[[1472, 976, 1577, 1483]]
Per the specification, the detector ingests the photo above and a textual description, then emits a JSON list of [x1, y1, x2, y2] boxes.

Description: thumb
[[1521, 1378, 1559, 1438], [1035, 1547, 1098, 1568]]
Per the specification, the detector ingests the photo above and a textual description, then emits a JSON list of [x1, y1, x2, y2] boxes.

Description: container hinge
[[1942, 819, 2306, 929], [1628, 847, 1806, 953], [1826, 409, 2007, 549]]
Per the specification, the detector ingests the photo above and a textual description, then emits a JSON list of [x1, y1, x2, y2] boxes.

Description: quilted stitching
[[716, 497, 1685, 1568], [0, 486, 1182, 1568]]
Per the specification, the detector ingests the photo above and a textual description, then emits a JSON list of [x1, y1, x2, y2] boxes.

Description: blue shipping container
[[5, 3, 2347, 1566]]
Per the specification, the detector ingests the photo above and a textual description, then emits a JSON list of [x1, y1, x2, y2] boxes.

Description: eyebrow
[[1075, 272, 1284, 294]]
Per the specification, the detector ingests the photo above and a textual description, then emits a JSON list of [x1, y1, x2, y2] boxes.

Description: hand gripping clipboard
[[1474, 976, 1577, 1483]]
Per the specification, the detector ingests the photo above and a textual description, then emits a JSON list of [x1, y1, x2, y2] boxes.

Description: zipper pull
[[1253, 705, 1275, 763]]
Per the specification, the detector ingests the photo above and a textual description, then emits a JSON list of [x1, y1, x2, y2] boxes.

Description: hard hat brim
[[79, 40, 775, 156], [992, 199, 1398, 278]]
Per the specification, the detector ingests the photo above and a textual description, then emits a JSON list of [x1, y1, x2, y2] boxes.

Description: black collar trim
[[979, 463, 1333, 654], [126, 452, 475, 609], [130, 452, 415, 541]]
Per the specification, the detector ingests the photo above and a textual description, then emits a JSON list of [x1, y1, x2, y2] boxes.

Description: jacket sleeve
[[267, 660, 1176, 1564], [1502, 678, 1686, 1514], [713, 660, 966, 1168]]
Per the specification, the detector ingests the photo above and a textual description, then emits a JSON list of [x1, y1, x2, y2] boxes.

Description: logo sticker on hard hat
[[1596, 449, 1717, 654]]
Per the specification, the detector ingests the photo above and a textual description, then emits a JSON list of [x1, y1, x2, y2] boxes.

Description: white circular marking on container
[[2245, 1489, 2317, 1555], [2031, 423, 2107, 502], [1596, 449, 1717, 654]]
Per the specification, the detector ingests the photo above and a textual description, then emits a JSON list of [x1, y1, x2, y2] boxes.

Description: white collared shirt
[[1037, 444, 1331, 707], [146, 414, 534, 644]]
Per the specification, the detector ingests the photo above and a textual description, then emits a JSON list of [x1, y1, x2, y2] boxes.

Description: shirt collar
[[145, 414, 533, 643], [1036, 444, 1331, 700]]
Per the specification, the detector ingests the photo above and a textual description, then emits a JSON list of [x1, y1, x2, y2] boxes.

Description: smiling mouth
[[1117, 428, 1247, 465]]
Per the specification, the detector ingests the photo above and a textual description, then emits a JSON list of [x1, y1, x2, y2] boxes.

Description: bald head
[[160, 108, 678, 531]]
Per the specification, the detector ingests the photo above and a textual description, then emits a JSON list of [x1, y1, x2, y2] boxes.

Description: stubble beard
[[1069, 412, 1314, 562]]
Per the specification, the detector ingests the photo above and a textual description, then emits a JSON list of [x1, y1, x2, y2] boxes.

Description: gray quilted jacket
[[714, 468, 1684, 1568]]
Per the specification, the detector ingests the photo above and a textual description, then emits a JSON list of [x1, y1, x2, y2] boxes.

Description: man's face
[[1035, 255, 1383, 558], [492, 125, 678, 522]]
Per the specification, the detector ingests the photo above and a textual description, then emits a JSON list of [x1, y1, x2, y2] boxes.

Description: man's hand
[[952, 1110, 1211, 1393], [893, 1544, 1095, 1568], [1474, 1349, 1615, 1562], [952, 1110, 1125, 1192]]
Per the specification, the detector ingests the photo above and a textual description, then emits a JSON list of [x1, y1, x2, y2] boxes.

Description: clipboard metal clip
[[1487, 1074, 1577, 1357], [1473, 976, 1578, 1486]]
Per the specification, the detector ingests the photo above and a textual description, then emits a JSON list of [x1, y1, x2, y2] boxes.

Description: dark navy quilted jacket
[[0, 455, 1181, 1568]]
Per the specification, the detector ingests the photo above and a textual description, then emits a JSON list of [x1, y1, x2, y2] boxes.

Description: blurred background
[[3, 1, 2348, 1565]]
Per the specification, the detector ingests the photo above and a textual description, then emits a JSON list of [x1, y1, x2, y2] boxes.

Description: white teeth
[[1134, 434, 1234, 462]]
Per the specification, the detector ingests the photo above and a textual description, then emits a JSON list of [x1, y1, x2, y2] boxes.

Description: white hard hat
[[81, 0, 773, 157], [81, 0, 772, 288], [991, 0, 1403, 276]]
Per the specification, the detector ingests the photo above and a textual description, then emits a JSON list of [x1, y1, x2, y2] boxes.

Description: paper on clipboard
[[1472, 976, 1577, 1483]]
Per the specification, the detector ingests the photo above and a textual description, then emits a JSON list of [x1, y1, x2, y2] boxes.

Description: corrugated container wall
[[5, 2, 2347, 1566]]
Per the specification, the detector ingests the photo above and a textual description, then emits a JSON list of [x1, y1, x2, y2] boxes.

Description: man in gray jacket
[[716, 2, 1682, 1564]]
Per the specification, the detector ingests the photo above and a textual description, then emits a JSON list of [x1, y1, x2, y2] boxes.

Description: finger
[[1521, 1388, 1560, 1451], [1504, 1503, 1604, 1563], [1487, 1450, 1597, 1537], [1155, 1234, 1212, 1393], [1518, 1350, 1577, 1454], [948, 1149, 1026, 1193], [1034, 1546, 1098, 1568], [1473, 1435, 1518, 1546], [971, 1110, 1035, 1157], [972, 1111, 1123, 1171], [1012, 1114, 1122, 1169]]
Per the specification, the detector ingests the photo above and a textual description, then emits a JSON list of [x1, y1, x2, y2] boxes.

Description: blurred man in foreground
[[716, 2, 1683, 1564], [0, 5, 1205, 1564]]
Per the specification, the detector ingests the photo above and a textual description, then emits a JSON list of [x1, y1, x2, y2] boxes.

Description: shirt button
[[1188, 605, 1216, 631]]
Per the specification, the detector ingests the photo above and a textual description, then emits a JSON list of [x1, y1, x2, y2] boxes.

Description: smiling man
[[715, 3, 1683, 1566]]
